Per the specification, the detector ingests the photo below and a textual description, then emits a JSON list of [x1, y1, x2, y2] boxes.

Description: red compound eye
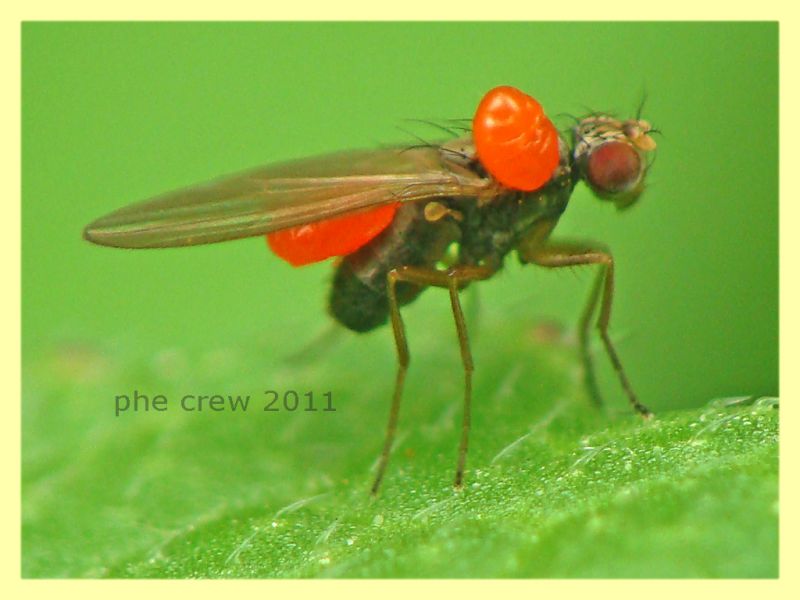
[[472, 86, 560, 191], [586, 141, 642, 195]]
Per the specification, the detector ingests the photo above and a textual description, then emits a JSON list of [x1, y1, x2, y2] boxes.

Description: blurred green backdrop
[[22, 22, 778, 577]]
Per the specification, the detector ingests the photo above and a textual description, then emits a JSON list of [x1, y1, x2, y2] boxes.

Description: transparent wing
[[83, 143, 493, 249]]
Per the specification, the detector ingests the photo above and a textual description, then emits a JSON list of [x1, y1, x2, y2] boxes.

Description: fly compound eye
[[586, 141, 642, 196]]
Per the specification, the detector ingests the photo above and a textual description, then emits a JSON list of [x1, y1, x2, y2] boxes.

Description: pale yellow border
[[6, 1, 797, 598]]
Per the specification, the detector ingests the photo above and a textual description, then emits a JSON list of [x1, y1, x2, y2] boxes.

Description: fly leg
[[371, 264, 494, 495], [519, 242, 652, 418]]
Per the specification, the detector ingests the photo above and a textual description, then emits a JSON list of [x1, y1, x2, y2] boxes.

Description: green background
[[22, 23, 778, 578]]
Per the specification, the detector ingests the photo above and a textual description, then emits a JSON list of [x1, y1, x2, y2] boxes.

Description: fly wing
[[83, 144, 492, 249]]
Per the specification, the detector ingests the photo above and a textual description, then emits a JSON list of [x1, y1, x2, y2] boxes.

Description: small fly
[[83, 86, 658, 494]]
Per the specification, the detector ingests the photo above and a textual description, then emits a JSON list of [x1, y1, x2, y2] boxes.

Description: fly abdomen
[[329, 202, 460, 332]]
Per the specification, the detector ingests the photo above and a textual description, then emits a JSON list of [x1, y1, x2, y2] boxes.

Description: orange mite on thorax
[[266, 85, 561, 267]]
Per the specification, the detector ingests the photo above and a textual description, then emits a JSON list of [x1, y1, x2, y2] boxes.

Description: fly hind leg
[[370, 264, 493, 495]]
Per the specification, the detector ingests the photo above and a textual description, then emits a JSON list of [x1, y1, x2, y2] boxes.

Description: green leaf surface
[[22, 316, 778, 578]]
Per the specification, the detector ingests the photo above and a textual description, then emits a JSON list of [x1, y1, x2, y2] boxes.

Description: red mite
[[84, 86, 657, 494]]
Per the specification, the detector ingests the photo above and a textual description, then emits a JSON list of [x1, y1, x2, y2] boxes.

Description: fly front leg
[[518, 241, 652, 418], [371, 264, 494, 495]]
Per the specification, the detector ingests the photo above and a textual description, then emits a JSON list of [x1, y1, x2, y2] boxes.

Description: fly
[[83, 85, 658, 494]]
